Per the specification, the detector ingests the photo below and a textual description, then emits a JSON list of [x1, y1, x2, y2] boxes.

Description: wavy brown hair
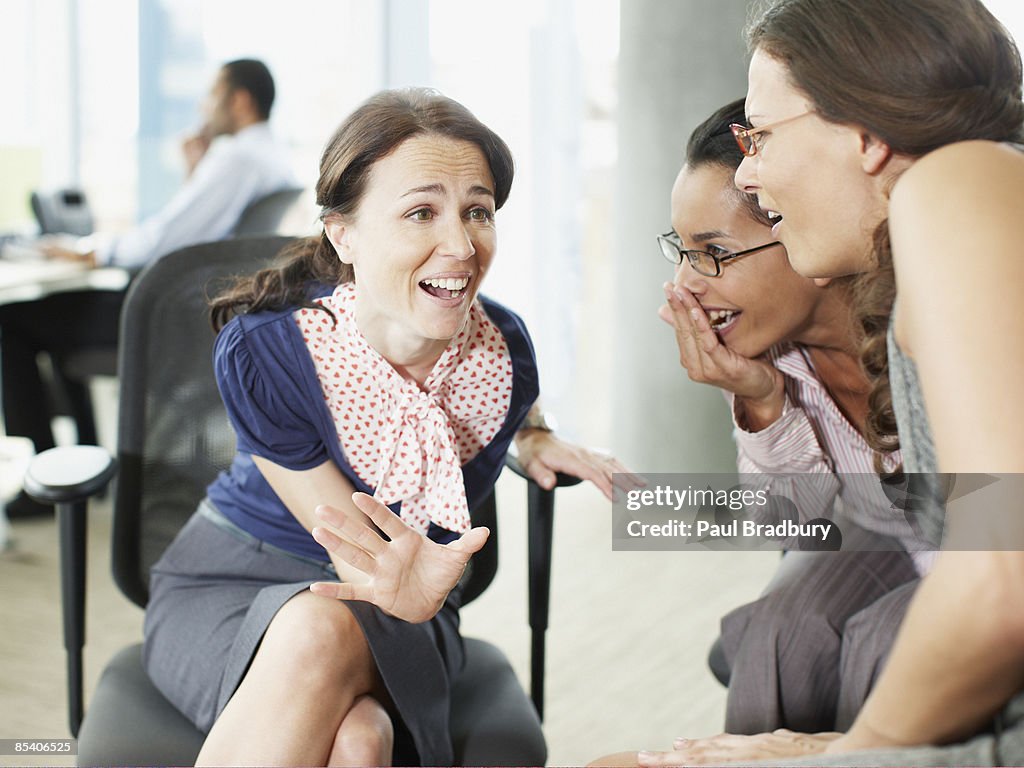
[[746, 0, 1024, 466], [210, 87, 515, 331]]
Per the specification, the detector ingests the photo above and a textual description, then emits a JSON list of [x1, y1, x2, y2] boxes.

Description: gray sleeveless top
[[887, 315, 945, 547]]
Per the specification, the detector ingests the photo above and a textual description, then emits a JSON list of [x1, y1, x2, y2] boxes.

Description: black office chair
[[25, 236, 577, 766], [231, 186, 307, 237], [54, 185, 309, 449]]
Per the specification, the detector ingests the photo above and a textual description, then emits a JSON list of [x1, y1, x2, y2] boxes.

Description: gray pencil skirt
[[142, 499, 464, 766]]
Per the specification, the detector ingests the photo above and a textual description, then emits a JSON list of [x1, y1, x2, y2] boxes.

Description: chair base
[[77, 638, 545, 767], [452, 638, 546, 766]]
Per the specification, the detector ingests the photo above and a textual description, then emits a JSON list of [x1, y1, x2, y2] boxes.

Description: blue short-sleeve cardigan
[[206, 294, 540, 560]]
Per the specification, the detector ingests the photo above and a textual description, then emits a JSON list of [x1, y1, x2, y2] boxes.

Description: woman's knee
[[332, 695, 394, 765], [755, 576, 840, 639], [759, 552, 911, 636], [260, 592, 374, 685]]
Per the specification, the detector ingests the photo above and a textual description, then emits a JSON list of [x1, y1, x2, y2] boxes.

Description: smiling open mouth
[[420, 277, 469, 299], [708, 309, 740, 331]]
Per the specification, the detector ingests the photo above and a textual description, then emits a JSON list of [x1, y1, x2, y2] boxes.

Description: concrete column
[[381, 0, 430, 88], [613, 0, 754, 473]]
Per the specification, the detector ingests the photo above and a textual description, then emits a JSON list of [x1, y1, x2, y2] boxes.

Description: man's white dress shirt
[[94, 122, 297, 269]]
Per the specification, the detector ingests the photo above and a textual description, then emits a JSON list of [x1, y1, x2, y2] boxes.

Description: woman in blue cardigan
[[143, 87, 631, 767]]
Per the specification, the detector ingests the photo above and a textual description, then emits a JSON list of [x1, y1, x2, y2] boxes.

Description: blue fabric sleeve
[[213, 315, 329, 470]]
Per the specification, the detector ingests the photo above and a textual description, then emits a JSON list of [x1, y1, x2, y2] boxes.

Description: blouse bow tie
[[374, 386, 470, 534], [294, 282, 514, 535]]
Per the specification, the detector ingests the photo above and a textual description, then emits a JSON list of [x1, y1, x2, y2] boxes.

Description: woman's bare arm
[[252, 456, 373, 585], [836, 140, 1024, 750], [889, 140, 1024, 474]]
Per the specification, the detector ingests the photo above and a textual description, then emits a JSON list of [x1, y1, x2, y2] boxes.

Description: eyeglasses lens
[[658, 237, 682, 265], [729, 124, 755, 157], [687, 252, 719, 277]]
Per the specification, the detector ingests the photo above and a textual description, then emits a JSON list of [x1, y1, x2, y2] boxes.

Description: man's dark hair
[[221, 59, 275, 120]]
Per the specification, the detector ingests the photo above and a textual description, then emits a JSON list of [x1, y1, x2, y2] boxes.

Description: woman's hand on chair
[[514, 430, 643, 501], [309, 492, 489, 623]]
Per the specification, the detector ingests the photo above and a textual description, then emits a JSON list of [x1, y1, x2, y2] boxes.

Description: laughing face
[[670, 163, 826, 358], [325, 134, 497, 365], [735, 48, 886, 280]]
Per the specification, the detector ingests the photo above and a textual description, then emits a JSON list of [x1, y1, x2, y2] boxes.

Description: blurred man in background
[[1, 58, 296, 517]]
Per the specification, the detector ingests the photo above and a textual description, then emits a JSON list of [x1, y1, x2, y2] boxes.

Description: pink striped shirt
[[731, 343, 935, 573]]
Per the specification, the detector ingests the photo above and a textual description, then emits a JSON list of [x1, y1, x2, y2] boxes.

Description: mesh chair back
[[231, 188, 306, 237], [111, 236, 294, 607]]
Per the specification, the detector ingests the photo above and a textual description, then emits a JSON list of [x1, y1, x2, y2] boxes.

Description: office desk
[[0, 259, 131, 305], [0, 255, 131, 457]]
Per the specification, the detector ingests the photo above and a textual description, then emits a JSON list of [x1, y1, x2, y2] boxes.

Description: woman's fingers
[[310, 525, 378, 574], [608, 460, 647, 490], [664, 282, 699, 329], [588, 467, 616, 500], [585, 452, 623, 499], [665, 283, 724, 378], [523, 457, 558, 491], [656, 302, 675, 327], [589, 453, 645, 500], [309, 579, 374, 602], [688, 306, 721, 355], [446, 526, 490, 556], [671, 285, 721, 356], [315, 503, 387, 555], [666, 284, 778, 400], [637, 749, 688, 766], [642, 730, 840, 765], [664, 284, 702, 366], [351, 492, 411, 540]]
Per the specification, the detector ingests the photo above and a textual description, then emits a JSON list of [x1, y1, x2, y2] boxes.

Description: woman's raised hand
[[309, 492, 489, 623]]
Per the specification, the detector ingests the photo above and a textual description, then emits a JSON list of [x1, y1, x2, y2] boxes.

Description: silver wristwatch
[[520, 409, 556, 433]]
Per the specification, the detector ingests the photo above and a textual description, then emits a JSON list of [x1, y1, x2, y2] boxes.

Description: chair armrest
[[23, 445, 116, 505], [503, 453, 579, 721], [22, 445, 115, 737], [503, 453, 582, 489]]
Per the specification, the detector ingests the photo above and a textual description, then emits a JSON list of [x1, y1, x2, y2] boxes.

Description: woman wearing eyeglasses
[[636, 0, 1024, 765], [655, 98, 931, 737]]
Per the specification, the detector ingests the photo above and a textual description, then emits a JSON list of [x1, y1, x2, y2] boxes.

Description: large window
[[2, 0, 389, 231], [2, 0, 619, 438], [0, 0, 77, 230], [91, 0, 387, 225], [19, 0, 1024, 442], [427, 0, 620, 436]]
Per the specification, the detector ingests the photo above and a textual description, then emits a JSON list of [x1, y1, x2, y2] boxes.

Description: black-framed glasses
[[657, 232, 781, 277]]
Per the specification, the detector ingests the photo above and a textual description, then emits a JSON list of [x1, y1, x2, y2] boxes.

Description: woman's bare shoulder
[[891, 141, 1024, 257], [893, 140, 1024, 205]]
